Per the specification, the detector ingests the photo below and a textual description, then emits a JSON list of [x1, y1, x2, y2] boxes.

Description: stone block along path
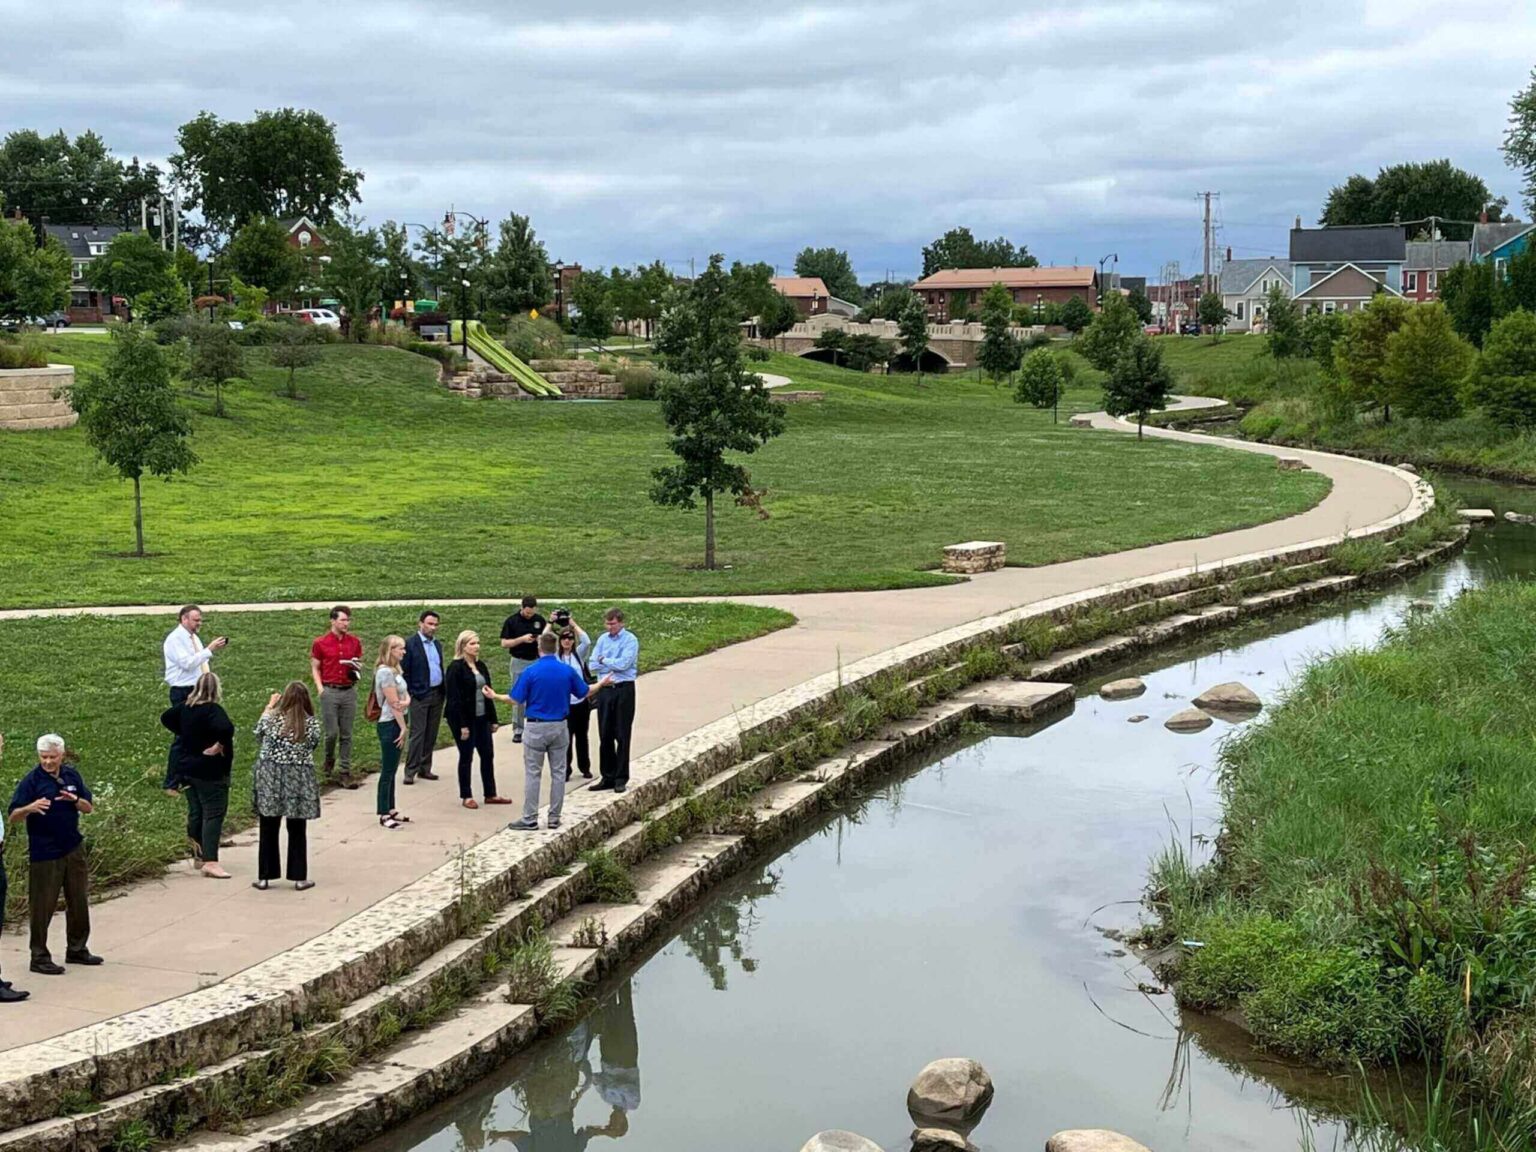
[[0, 401, 1417, 1050]]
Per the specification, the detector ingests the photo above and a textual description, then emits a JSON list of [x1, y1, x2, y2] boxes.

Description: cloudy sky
[[5, 0, 1536, 281]]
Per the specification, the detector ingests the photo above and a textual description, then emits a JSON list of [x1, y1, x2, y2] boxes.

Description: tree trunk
[[286, 367, 297, 399], [704, 490, 716, 570], [1383, 402, 1391, 425], [133, 474, 145, 557], [1137, 416, 1144, 440], [214, 380, 225, 417]]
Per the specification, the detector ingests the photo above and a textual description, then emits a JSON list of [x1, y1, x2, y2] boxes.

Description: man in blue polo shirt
[[491, 632, 610, 831], [8, 733, 103, 975]]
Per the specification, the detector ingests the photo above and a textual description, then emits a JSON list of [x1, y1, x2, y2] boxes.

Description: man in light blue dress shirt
[[587, 608, 639, 794]]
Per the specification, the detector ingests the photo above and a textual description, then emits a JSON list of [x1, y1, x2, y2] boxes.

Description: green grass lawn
[[0, 337, 1328, 608], [0, 600, 791, 905]]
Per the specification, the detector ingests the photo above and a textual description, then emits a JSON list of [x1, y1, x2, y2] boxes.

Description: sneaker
[[66, 951, 104, 966], [0, 986, 28, 1003], [508, 819, 538, 831], [547, 820, 561, 830], [29, 960, 64, 976]]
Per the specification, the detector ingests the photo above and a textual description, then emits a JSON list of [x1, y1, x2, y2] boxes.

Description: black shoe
[[29, 960, 64, 976], [512, 732, 523, 744], [580, 770, 593, 779], [418, 770, 440, 781], [589, 781, 615, 792], [402, 776, 415, 786], [337, 773, 361, 790], [0, 986, 28, 1002], [615, 785, 628, 795], [66, 951, 104, 966], [565, 768, 572, 782]]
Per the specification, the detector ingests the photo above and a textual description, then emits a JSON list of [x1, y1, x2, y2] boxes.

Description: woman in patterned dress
[[251, 681, 322, 891]]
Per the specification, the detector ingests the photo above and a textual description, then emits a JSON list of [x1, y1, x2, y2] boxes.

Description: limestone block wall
[[0, 365, 76, 430]]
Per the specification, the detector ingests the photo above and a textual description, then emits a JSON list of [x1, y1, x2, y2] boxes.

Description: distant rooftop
[[912, 266, 1096, 290], [1290, 226, 1405, 264]]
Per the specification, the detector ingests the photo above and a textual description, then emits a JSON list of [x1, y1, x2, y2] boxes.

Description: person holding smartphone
[[162, 605, 228, 794]]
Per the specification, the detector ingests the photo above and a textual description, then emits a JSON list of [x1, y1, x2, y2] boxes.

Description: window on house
[[1428, 271, 1438, 290], [1405, 272, 1419, 293], [1323, 301, 1336, 314], [1235, 301, 1245, 320], [88, 243, 106, 256], [1496, 257, 1509, 279]]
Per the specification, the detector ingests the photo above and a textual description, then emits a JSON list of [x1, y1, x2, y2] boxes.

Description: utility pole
[[1200, 191, 1215, 295]]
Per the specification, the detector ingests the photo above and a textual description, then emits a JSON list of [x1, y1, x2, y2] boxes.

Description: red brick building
[[770, 276, 832, 316], [1401, 239, 1468, 302], [911, 266, 1099, 320]]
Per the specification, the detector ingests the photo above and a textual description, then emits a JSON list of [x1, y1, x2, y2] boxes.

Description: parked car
[[1179, 322, 1202, 336], [1142, 324, 1162, 336], [293, 308, 341, 329]]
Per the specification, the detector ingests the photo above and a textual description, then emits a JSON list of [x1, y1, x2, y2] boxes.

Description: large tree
[[225, 216, 301, 296], [319, 220, 384, 339], [756, 289, 801, 347], [1504, 67, 1536, 216], [1469, 309, 1536, 429], [570, 269, 615, 344], [378, 221, 419, 302], [727, 260, 780, 321], [1320, 160, 1504, 238], [483, 212, 551, 314], [1102, 336, 1173, 439], [0, 212, 69, 319], [1335, 295, 1412, 419], [1059, 295, 1094, 335], [1440, 259, 1498, 346], [1078, 293, 1140, 370], [897, 294, 930, 383], [65, 327, 197, 557], [920, 227, 1038, 277], [0, 129, 125, 226], [977, 282, 1022, 383], [792, 246, 860, 302], [651, 254, 785, 570], [170, 108, 362, 239], [1380, 303, 1472, 420], [86, 230, 177, 301]]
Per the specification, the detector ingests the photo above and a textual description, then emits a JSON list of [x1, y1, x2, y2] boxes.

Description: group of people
[[0, 597, 643, 1007]]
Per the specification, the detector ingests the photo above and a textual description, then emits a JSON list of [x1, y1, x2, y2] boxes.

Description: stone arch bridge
[[751, 315, 1044, 372]]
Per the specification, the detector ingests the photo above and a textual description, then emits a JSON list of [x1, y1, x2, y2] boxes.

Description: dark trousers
[[29, 845, 90, 964], [185, 776, 230, 863], [567, 697, 593, 777], [258, 817, 308, 882], [405, 685, 444, 780], [377, 719, 401, 816], [454, 714, 497, 799], [163, 683, 192, 789], [596, 682, 636, 788]]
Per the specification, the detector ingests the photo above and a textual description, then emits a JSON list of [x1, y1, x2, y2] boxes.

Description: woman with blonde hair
[[372, 634, 412, 829], [252, 682, 321, 890], [443, 630, 510, 809], [160, 671, 236, 879]]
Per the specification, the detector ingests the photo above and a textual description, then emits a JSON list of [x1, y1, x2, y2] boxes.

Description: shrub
[[1241, 946, 1402, 1063], [743, 343, 770, 362], [0, 337, 47, 370], [1177, 914, 1308, 1009], [505, 314, 566, 363], [614, 361, 662, 400]]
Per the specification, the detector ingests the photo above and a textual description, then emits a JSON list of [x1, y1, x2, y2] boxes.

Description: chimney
[[1294, 215, 1302, 230], [1226, 246, 1232, 262], [1480, 210, 1489, 224]]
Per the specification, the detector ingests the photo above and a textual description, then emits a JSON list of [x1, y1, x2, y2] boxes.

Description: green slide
[[450, 320, 561, 397]]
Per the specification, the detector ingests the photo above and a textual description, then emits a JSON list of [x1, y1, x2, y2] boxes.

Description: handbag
[[364, 683, 382, 722]]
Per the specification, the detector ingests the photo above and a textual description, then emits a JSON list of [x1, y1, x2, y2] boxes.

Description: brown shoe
[[418, 770, 440, 781], [484, 796, 513, 805], [338, 773, 361, 791]]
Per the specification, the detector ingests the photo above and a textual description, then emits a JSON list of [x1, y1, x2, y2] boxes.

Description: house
[[770, 276, 835, 317], [1146, 279, 1201, 328], [910, 266, 1099, 321], [1218, 255, 1293, 332], [1289, 224, 1404, 315], [1470, 220, 1536, 277], [1402, 239, 1469, 302], [278, 216, 326, 253], [42, 223, 130, 323]]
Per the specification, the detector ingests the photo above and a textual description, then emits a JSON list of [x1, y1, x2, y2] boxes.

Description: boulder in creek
[[1100, 677, 1146, 701], [1192, 682, 1262, 713], [911, 1129, 973, 1152], [1164, 708, 1213, 733], [906, 1058, 994, 1133], [1046, 1132, 1155, 1152], [801, 1133, 885, 1152]]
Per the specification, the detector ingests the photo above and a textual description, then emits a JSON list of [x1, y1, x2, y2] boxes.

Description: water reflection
[[678, 869, 779, 992]]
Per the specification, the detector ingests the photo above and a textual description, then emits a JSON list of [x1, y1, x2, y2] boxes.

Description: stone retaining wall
[[0, 365, 75, 430]]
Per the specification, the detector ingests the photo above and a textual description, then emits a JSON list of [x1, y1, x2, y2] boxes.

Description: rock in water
[[1127, 714, 1149, 724], [911, 1129, 972, 1152], [1100, 677, 1146, 700], [1458, 508, 1496, 523], [1047, 1132, 1154, 1152], [1164, 708, 1213, 733], [906, 1058, 994, 1132], [801, 1133, 884, 1152], [1192, 682, 1262, 713], [1504, 511, 1535, 524]]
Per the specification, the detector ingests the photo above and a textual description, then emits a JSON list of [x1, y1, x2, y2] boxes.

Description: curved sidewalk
[[0, 409, 1416, 1050]]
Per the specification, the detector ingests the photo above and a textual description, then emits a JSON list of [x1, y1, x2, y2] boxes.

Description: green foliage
[[814, 329, 894, 372], [1300, 309, 1348, 372], [651, 255, 786, 569], [726, 261, 779, 323], [613, 360, 665, 400], [0, 336, 47, 369], [0, 215, 69, 319], [1322, 160, 1504, 237], [1441, 259, 1498, 346], [1336, 295, 1412, 415], [580, 848, 638, 903], [757, 288, 801, 342], [862, 284, 915, 321], [504, 313, 565, 363], [184, 321, 247, 417], [0, 128, 155, 229], [1502, 66, 1536, 216], [226, 216, 302, 295], [920, 226, 1037, 277], [1264, 286, 1304, 358], [1381, 303, 1472, 420], [318, 218, 384, 339], [86, 230, 177, 302], [570, 269, 614, 342], [897, 293, 930, 379], [482, 212, 550, 314], [977, 282, 1022, 382], [267, 325, 323, 399], [1197, 291, 1230, 337], [503, 916, 582, 1022], [1059, 295, 1093, 335], [1126, 286, 1153, 324], [170, 108, 362, 239], [1470, 309, 1536, 429], [1101, 334, 1172, 435], [1014, 348, 1065, 409], [133, 278, 191, 325], [792, 246, 860, 302], [1078, 293, 1140, 371]]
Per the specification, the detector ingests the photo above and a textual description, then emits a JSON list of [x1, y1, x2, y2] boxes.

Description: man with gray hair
[[8, 734, 102, 975]]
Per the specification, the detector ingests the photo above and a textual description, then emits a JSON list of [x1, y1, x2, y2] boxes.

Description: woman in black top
[[443, 630, 510, 809], [160, 671, 236, 879]]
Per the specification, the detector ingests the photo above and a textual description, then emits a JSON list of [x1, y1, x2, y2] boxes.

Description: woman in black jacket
[[443, 631, 510, 810], [160, 671, 236, 879]]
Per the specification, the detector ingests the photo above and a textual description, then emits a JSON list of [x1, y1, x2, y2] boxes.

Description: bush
[[743, 343, 770, 362], [0, 336, 47, 369], [1241, 946, 1402, 1063], [505, 314, 566, 363], [614, 361, 662, 400], [149, 315, 202, 346]]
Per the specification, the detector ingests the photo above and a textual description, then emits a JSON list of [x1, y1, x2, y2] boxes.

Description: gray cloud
[[2, 0, 1534, 278]]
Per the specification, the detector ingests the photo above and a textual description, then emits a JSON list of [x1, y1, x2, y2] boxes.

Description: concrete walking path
[[0, 404, 1417, 1049]]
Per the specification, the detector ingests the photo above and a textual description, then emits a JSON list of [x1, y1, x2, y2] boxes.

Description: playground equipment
[[450, 320, 561, 397]]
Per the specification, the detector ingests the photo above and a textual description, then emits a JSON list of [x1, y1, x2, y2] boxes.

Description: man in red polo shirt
[[310, 605, 364, 789]]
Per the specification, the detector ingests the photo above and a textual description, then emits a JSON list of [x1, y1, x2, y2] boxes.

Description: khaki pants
[[29, 845, 90, 964], [521, 720, 569, 825], [508, 658, 536, 732], [320, 685, 357, 777]]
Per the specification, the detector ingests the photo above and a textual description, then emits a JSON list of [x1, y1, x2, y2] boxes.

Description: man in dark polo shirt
[[499, 596, 546, 744], [8, 733, 103, 975], [310, 605, 364, 789]]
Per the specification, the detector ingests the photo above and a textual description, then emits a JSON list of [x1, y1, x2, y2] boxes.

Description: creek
[[371, 477, 1536, 1152]]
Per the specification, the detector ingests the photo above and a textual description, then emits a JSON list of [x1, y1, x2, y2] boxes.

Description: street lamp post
[[553, 260, 565, 326], [459, 262, 469, 358], [1097, 253, 1118, 309]]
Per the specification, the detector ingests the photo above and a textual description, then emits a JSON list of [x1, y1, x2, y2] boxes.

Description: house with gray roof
[[1289, 224, 1404, 315], [1403, 239, 1469, 301], [1219, 257, 1293, 332], [42, 223, 131, 322], [1470, 221, 1536, 274]]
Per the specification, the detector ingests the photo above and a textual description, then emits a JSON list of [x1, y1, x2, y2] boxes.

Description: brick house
[[278, 216, 327, 253], [1401, 239, 1469, 302], [42, 223, 130, 323], [910, 267, 1099, 321], [770, 276, 834, 317]]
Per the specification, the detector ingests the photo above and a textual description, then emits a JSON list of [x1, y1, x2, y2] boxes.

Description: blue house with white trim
[[1471, 221, 1536, 276]]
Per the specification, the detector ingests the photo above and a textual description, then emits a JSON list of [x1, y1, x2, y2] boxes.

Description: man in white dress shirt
[[161, 605, 227, 793]]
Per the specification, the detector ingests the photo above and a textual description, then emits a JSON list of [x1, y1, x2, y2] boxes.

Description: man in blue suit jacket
[[400, 610, 445, 783]]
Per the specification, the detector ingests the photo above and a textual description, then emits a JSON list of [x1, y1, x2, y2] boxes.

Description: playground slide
[[450, 321, 561, 397]]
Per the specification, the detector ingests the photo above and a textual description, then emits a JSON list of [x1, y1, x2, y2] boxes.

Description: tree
[[86, 230, 177, 303], [1441, 259, 1498, 346], [1321, 160, 1503, 237], [0, 129, 131, 227], [483, 212, 550, 314], [1335, 296, 1411, 419], [170, 108, 362, 239], [1300, 310, 1348, 373], [1078, 293, 1140, 370], [920, 227, 1038, 276], [1126, 287, 1154, 324], [133, 277, 191, 324], [840, 333, 896, 372], [757, 290, 800, 347], [792, 246, 860, 302], [897, 294, 930, 384], [226, 216, 301, 296], [0, 212, 69, 319], [1197, 292, 1230, 341], [1504, 68, 1536, 216], [650, 254, 786, 570], [1102, 336, 1173, 439], [184, 321, 246, 417], [378, 221, 419, 303], [1380, 304, 1473, 421], [570, 270, 614, 345], [319, 220, 384, 340], [977, 282, 1022, 383], [65, 326, 197, 556], [1060, 295, 1094, 335], [268, 325, 323, 400], [862, 282, 914, 320], [1014, 348, 1066, 418], [1265, 286, 1304, 358], [1470, 309, 1536, 429], [726, 261, 779, 321]]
